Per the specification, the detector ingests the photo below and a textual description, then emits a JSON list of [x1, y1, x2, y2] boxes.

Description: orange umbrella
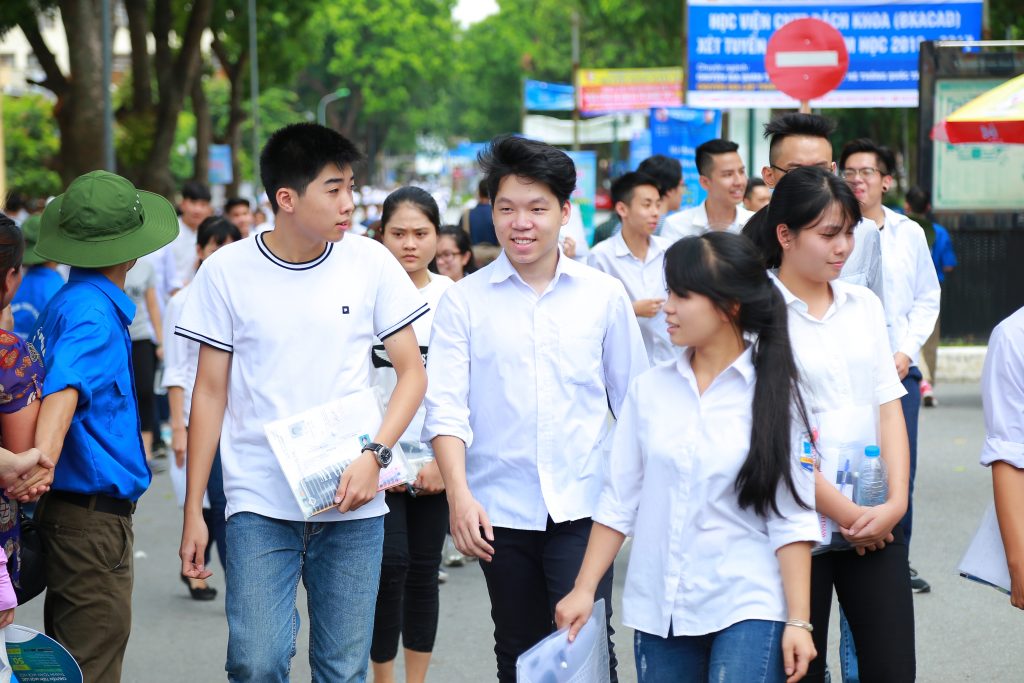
[[931, 73, 1024, 144]]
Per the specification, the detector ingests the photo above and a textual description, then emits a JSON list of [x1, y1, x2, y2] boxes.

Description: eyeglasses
[[769, 162, 833, 175], [840, 167, 885, 180], [436, 251, 461, 261]]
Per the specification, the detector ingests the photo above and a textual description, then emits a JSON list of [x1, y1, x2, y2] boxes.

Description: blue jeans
[[224, 512, 384, 683], [204, 448, 228, 571], [633, 620, 785, 683]]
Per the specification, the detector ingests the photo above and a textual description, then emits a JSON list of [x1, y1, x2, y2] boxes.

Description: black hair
[[477, 179, 489, 198], [763, 113, 836, 165], [181, 181, 211, 202], [380, 186, 441, 233], [224, 197, 251, 213], [744, 177, 766, 200], [695, 139, 740, 177], [636, 155, 683, 194], [664, 232, 812, 517], [742, 166, 861, 269], [438, 225, 478, 275], [0, 214, 25, 309], [196, 215, 242, 249], [838, 138, 896, 176], [477, 135, 576, 207], [3, 192, 27, 214], [260, 123, 364, 213], [611, 172, 661, 207], [905, 185, 930, 215]]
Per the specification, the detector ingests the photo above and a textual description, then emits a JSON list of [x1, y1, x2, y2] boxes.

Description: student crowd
[[0, 112, 1018, 683]]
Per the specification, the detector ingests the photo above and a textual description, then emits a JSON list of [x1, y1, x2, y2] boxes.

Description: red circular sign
[[765, 18, 849, 102]]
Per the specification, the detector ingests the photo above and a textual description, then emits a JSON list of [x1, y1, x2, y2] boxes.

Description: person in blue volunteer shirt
[[8, 171, 178, 683], [10, 215, 64, 340]]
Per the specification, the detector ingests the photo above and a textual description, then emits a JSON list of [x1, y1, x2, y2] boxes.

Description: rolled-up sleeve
[[421, 287, 473, 447], [602, 282, 649, 418], [980, 315, 1024, 468], [594, 380, 645, 537], [765, 427, 821, 552]]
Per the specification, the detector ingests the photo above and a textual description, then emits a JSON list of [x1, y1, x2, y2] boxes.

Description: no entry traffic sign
[[765, 18, 849, 106]]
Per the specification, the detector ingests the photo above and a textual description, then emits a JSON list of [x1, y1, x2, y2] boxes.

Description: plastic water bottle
[[854, 445, 888, 507]]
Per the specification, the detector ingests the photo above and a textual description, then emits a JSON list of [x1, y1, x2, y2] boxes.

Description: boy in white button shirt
[[760, 113, 884, 301], [176, 123, 428, 683], [661, 138, 753, 243], [839, 138, 940, 591], [980, 306, 1024, 610], [423, 135, 648, 683], [588, 171, 676, 365]]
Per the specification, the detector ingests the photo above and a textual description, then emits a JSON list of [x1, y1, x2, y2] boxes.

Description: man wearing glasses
[[761, 113, 884, 300]]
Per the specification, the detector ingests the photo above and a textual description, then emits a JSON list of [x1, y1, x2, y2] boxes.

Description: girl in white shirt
[[744, 166, 914, 682], [370, 187, 453, 683], [556, 231, 820, 683]]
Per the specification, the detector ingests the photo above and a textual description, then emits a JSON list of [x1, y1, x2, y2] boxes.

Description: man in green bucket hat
[[10, 214, 64, 339], [8, 170, 178, 683]]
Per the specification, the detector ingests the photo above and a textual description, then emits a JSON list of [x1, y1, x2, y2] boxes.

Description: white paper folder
[[516, 598, 610, 683], [958, 502, 1012, 595]]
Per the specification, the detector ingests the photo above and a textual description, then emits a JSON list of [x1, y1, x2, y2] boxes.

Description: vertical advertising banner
[[649, 107, 723, 208], [566, 150, 598, 242], [208, 144, 233, 185], [687, 1, 983, 108]]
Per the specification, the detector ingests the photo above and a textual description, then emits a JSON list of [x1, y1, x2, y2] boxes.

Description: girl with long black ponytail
[[555, 231, 820, 683], [744, 165, 914, 682]]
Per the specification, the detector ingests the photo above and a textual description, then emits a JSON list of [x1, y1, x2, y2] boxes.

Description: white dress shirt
[[878, 206, 941, 364], [771, 275, 905, 415], [980, 306, 1024, 469], [422, 250, 649, 530], [587, 233, 677, 365], [171, 219, 201, 286], [839, 219, 884, 303], [661, 201, 754, 244], [595, 347, 819, 637]]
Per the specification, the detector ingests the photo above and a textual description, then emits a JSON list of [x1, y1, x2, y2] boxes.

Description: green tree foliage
[[303, 0, 457, 160], [2, 92, 61, 198]]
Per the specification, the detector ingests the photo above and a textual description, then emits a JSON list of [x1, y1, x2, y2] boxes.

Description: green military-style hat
[[19, 214, 46, 266], [37, 171, 178, 268]]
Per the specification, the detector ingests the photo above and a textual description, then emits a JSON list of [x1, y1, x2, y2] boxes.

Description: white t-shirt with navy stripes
[[176, 231, 428, 522]]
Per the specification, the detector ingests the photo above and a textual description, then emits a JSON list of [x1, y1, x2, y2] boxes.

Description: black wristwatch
[[362, 442, 393, 468]]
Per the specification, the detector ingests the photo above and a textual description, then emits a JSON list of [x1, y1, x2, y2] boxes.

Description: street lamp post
[[317, 88, 351, 127]]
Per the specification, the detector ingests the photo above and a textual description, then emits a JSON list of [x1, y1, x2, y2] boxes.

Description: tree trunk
[[55, 0, 106, 185], [123, 0, 152, 112], [138, 0, 214, 196], [192, 74, 211, 185], [211, 36, 247, 198]]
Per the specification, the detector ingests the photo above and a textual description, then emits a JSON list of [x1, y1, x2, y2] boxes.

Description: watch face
[[378, 447, 393, 467]]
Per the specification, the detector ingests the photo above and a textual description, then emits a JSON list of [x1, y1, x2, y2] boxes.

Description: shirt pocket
[[559, 329, 603, 386], [102, 374, 134, 436]]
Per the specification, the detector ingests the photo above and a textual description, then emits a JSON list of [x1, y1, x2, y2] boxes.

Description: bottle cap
[[865, 445, 880, 458]]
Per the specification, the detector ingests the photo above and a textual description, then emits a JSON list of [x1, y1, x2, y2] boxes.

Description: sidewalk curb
[[936, 346, 986, 383]]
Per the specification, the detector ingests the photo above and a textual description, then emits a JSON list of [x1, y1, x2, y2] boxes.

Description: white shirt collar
[[768, 270, 849, 318], [674, 343, 756, 391], [610, 231, 666, 263], [489, 245, 583, 290]]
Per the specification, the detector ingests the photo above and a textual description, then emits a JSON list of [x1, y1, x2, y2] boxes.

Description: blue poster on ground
[[648, 107, 723, 208], [687, 0, 983, 108]]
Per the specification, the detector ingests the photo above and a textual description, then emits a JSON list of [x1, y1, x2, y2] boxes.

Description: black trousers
[[130, 339, 156, 433], [370, 490, 449, 662], [806, 527, 916, 682], [479, 517, 617, 683]]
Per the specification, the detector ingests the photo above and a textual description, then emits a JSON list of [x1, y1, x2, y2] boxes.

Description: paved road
[[14, 382, 1024, 681]]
